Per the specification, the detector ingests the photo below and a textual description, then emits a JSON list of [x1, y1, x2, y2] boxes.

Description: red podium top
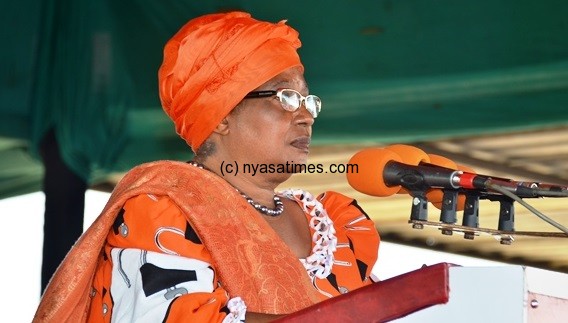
[[275, 262, 451, 323]]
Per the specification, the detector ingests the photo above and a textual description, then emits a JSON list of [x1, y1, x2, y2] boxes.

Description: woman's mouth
[[290, 137, 311, 152]]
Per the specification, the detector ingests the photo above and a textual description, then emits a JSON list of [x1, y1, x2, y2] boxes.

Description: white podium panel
[[393, 265, 568, 323]]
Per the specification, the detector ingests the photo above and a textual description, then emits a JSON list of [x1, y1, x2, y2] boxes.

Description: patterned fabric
[[33, 161, 378, 322], [285, 189, 338, 282], [34, 161, 318, 322], [87, 188, 379, 322]]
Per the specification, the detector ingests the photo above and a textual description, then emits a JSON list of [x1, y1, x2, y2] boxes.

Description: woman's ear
[[213, 117, 230, 135], [214, 101, 244, 135]]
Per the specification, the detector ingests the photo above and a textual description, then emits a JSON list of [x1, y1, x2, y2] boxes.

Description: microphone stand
[[462, 192, 480, 240], [439, 189, 459, 235], [408, 187, 568, 244], [483, 194, 516, 244], [409, 191, 429, 229]]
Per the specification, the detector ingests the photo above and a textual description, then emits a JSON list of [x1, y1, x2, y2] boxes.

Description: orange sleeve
[[318, 191, 380, 286], [88, 194, 245, 322], [107, 193, 211, 261]]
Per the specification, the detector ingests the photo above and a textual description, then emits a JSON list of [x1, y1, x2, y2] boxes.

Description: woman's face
[[222, 66, 315, 169]]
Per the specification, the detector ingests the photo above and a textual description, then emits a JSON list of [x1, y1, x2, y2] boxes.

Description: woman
[[34, 11, 379, 323]]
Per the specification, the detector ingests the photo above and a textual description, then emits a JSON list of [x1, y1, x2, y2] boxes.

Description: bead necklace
[[188, 160, 284, 216]]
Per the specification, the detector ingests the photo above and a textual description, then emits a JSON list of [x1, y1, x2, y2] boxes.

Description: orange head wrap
[[158, 11, 303, 152]]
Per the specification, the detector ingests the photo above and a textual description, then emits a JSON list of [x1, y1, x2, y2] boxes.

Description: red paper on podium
[[275, 263, 451, 323]]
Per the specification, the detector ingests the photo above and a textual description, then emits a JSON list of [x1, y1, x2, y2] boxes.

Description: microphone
[[346, 146, 568, 198], [383, 145, 483, 209], [346, 148, 461, 197]]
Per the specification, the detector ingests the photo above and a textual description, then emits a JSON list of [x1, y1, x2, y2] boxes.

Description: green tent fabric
[[1, 0, 568, 199]]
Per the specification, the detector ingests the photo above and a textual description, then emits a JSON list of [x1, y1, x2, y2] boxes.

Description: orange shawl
[[33, 161, 320, 322]]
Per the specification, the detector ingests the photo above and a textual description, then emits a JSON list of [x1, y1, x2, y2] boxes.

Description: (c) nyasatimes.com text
[[219, 161, 358, 176]]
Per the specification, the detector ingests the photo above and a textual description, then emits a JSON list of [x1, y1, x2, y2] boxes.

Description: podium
[[276, 263, 451, 322], [276, 263, 568, 322]]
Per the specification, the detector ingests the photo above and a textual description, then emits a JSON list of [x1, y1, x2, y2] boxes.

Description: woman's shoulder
[[107, 161, 227, 210], [317, 191, 373, 224]]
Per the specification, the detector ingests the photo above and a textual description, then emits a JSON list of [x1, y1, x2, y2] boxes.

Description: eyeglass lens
[[280, 90, 321, 117]]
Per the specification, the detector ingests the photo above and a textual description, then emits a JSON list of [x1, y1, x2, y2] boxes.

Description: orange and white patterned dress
[[87, 186, 379, 322]]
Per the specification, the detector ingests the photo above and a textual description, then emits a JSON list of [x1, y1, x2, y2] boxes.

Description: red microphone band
[[458, 172, 477, 190]]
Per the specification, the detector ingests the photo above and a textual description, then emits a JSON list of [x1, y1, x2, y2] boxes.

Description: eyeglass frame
[[243, 88, 321, 118]]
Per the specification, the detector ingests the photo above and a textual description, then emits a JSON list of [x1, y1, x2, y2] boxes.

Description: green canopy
[[1, 0, 568, 199]]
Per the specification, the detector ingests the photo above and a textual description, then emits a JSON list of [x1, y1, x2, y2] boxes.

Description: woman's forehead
[[258, 67, 308, 92]]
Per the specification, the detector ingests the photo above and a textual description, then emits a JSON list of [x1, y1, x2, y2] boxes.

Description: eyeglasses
[[244, 88, 322, 118]]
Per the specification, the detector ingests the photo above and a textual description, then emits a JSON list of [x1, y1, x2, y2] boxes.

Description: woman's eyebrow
[[271, 80, 289, 89], [271, 80, 309, 93]]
